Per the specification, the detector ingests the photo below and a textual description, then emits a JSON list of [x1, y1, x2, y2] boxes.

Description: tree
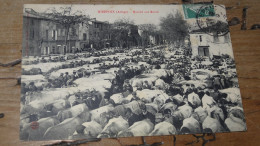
[[41, 6, 90, 54], [138, 24, 159, 47], [110, 18, 140, 48], [160, 11, 189, 45]]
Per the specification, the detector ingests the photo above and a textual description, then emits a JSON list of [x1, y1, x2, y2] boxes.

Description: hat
[[164, 109, 171, 115], [139, 103, 146, 110], [132, 91, 137, 95]]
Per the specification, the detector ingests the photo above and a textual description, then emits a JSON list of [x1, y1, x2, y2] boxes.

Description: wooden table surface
[[0, 0, 259, 145]]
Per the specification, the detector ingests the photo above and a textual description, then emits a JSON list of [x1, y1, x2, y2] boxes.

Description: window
[[62, 29, 65, 36], [52, 47, 55, 54], [69, 27, 77, 36], [83, 33, 87, 41], [46, 30, 48, 40], [30, 29, 34, 39], [31, 19, 34, 25], [45, 47, 48, 55], [199, 35, 202, 42], [198, 46, 209, 57], [213, 35, 219, 42], [58, 29, 61, 36], [52, 30, 57, 40], [52, 30, 55, 40]]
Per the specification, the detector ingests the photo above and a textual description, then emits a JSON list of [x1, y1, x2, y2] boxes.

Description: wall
[[190, 33, 234, 58]]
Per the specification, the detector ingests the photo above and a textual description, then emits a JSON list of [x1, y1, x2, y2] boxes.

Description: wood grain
[[0, 0, 259, 145]]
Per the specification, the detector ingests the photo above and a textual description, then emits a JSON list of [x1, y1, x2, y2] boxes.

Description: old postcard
[[20, 4, 246, 141]]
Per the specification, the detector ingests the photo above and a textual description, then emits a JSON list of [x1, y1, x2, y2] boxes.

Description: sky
[[24, 4, 183, 26]]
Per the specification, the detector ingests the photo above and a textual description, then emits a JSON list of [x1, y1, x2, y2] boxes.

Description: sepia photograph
[[20, 4, 247, 141]]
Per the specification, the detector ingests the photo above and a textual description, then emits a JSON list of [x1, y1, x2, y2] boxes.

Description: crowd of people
[[20, 45, 246, 140]]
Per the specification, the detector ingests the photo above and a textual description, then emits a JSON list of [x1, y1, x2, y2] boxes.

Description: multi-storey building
[[22, 8, 110, 56], [88, 19, 111, 49], [189, 32, 232, 58]]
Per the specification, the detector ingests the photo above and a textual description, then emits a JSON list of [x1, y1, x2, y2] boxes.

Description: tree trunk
[[64, 26, 70, 54]]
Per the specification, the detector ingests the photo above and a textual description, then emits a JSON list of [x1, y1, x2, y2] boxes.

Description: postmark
[[196, 5, 229, 36]]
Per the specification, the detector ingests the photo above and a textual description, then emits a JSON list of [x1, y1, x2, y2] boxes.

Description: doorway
[[198, 46, 209, 57]]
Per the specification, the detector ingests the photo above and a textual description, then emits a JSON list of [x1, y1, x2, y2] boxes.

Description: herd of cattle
[[20, 45, 246, 141]]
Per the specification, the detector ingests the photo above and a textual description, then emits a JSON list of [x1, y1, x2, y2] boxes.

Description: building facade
[[88, 19, 111, 49], [22, 8, 110, 56], [190, 32, 234, 58]]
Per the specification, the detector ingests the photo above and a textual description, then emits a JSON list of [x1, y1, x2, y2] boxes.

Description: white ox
[[202, 116, 225, 133], [149, 121, 176, 136], [24, 88, 71, 105], [135, 89, 168, 103], [180, 117, 201, 134], [82, 121, 103, 138], [202, 94, 216, 112], [130, 76, 156, 90], [98, 116, 129, 138], [148, 69, 169, 78], [225, 106, 246, 132], [57, 103, 88, 122], [43, 117, 83, 140], [123, 100, 142, 115], [20, 117, 60, 141], [188, 92, 201, 108], [22, 75, 47, 88], [110, 93, 127, 105], [118, 119, 154, 137], [219, 88, 242, 106], [154, 79, 168, 90], [90, 104, 114, 126]]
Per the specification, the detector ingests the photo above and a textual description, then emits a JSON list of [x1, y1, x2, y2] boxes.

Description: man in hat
[[110, 79, 121, 94], [114, 70, 121, 85], [142, 80, 151, 90], [185, 84, 193, 96], [58, 73, 65, 87], [28, 82, 37, 92], [163, 109, 173, 123], [130, 91, 140, 102], [123, 79, 133, 97], [63, 72, 69, 86], [213, 75, 223, 89], [41, 57, 46, 63], [72, 70, 79, 80], [140, 103, 155, 125], [190, 84, 198, 94]]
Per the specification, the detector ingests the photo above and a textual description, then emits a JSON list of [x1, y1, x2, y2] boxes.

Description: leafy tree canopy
[[160, 11, 189, 44]]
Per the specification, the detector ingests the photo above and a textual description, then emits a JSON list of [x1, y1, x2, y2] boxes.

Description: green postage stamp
[[183, 4, 215, 19]]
